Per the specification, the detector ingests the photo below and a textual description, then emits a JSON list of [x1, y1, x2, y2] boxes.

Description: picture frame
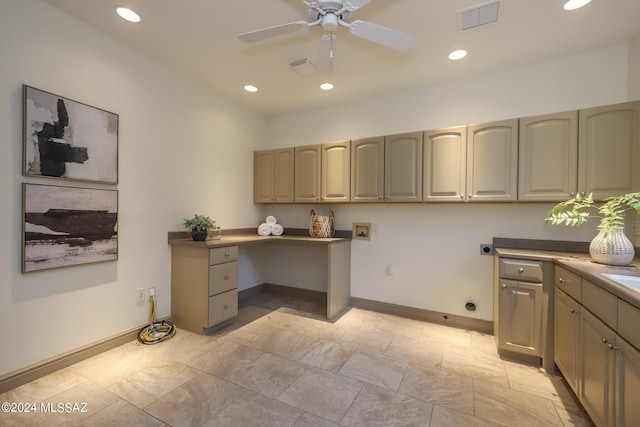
[[23, 85, 118, 184], [23, 183, 118, 273]]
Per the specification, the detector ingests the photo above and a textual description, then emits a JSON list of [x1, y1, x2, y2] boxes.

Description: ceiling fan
[[238, 0, 417, 74]]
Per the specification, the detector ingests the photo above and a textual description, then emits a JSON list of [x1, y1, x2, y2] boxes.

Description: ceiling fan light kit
[[238, 0, 416, 75]]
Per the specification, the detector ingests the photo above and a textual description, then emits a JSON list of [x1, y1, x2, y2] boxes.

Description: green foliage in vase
[[545, 192, 640, 235], [182, 214, 218, 233]]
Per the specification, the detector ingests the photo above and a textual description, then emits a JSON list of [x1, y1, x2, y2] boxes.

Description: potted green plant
[[545, 192, 640, 265], [183, 214, 219, 241]]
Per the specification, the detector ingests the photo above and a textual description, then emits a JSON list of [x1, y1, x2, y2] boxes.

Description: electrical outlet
[[136, 288, 145, 304], [148, 286, 155, 297], [480, 244, 493, 255]]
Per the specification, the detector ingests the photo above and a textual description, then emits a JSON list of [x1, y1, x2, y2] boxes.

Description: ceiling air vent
[[288, 57, 318, 77], [458, 1, 500, 31]]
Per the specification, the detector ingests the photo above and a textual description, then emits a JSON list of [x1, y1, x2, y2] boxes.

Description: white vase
[[589, 228, 635, 266]]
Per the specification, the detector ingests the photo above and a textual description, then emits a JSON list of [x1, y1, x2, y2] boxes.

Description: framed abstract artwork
[[23, 85, 118, 184], [23, 183, 118, 273]]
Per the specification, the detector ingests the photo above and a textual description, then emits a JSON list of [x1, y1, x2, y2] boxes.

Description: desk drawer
[[209, 261, 238, 295], [555, 266, 582, 302], [500, 259, 543, 282], [582, 279, 617, 329], [208, 289, 238, 326], [209, 246, 238, 265]]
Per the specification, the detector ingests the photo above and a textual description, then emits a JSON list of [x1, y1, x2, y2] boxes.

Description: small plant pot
[[191, 230, 208, 241]]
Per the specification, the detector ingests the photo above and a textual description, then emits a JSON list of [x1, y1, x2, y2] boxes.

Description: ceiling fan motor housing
[[309, 1, 351, 25]]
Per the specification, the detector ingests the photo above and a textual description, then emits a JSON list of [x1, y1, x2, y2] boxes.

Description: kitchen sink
[[602, 273, 640, 293]]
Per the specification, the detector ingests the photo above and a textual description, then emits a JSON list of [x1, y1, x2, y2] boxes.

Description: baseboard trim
[[0, 316, 170, 394], [350, 297, 493, 335]]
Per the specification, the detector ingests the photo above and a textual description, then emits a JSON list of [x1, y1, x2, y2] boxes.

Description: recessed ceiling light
[[116, 7, 141, 23], [244, 85, 258, 93], [320, 82, 334, 91], [448, 49, 468, 60], [563, 0, 591, 11]]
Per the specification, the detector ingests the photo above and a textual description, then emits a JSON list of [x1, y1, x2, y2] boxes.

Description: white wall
[[265, 44, 631, 322], [0, 0, 268, 376]]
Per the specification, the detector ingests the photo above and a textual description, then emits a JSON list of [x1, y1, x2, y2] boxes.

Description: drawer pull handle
[[607, 342, 619, 351], [224, 275, 230, 280], [224, 304, 229, 309], [224, 252, 230, 257], [518, 268, 524, 273]]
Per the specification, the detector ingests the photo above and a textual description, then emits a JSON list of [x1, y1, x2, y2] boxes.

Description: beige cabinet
[[518, 111, 578, 201], [579, 307, 616, 427], [498, 279, 543, 357], [578, 100, 640, 200], [615, 334, 640, 426], [171, 245, 239, 334], [294, 144, 321, 203], [423, 126, 467, 202], [467, 119, 518, 201], [384, 132, 422, 202], [321, 141, 351, 202], [351, 136, 384, 202], [295, 142, 350, 203], [554, 288, 580, 393], [254, 148, 294, 203]]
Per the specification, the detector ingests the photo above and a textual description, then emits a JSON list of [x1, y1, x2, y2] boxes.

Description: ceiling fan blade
[[344, 0, 373, 10], [239, 21, 310, 43], [317, 34, 335, 74], [348, 20, 416, 52]]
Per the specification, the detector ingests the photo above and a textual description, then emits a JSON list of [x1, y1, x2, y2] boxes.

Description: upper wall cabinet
[[294, 144, 321, 203], [423, 126, 467, 202], [322, 141, 351, 203], [518, 111, 578, 202], [578, 100, 640, 200], [351, 136, 384, 202], [294, 141, 351, 203], [254, 148, 294, 203], [385, 132, 423, 202], [466, 119, 519, 202]]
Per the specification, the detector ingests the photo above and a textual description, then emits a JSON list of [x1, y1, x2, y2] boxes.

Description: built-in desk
[[168, 230, 351, 334]]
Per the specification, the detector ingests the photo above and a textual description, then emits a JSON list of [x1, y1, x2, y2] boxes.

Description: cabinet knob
[[468, 194, 472, 199], [224, 252, 230, 257], [459, 194, 464, 200], [559, 278, 565, 283], [570, 192, 576, 197], [224, 274, 230, 280], [601, 337, 608, 344], [224, 304, 229, 309], [501, 283, 507, 289], [518, 268, 524, 273], [378, 196, 383, 200], [569, 308, 576, 314], [607, 342, 619, 350]]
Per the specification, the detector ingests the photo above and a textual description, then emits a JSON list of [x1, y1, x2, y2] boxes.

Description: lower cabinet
[[171, 244, 238, 334], [498, 279, 542, 357], [554, 271, 640, 427], [554, 288, 580, 392]]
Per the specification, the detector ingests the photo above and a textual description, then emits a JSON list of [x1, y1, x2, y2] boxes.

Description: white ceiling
[[43, 0, 640, 116]]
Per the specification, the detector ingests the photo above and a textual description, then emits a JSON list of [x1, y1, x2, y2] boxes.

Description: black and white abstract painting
[[23, 183, 118, 273], [23, 85, 118, 184]]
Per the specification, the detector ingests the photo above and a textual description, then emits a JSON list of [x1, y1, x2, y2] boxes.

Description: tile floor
[[0, 291, 593, 426]]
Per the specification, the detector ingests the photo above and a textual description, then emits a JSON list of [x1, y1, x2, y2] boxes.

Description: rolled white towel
[[257, 223, 272, 236], [266, 215, 277, 225], [271, 223, 284, 236]]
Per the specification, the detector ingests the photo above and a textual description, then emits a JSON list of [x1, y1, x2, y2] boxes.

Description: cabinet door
[[498, 279, 542, 357], [467, 119, 518, 201], [579, 308, 616, 427], [554, 288, 580, 392], [254, 150, 275, 203], [351, 137, 384, 202], [322, 141, 350, 202], [295, 144, 321, 203], [423, 126, 467, 202], [518, 111, 578, 201], [384, 131, 423, 202], [615, 335, 640, 427], [274, 148, 294, 203], [578, 100, 640, 200]]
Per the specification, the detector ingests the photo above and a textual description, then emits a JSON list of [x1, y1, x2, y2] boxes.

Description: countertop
[[495, 247, 640, 309], [168, 231, 350, 249]]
